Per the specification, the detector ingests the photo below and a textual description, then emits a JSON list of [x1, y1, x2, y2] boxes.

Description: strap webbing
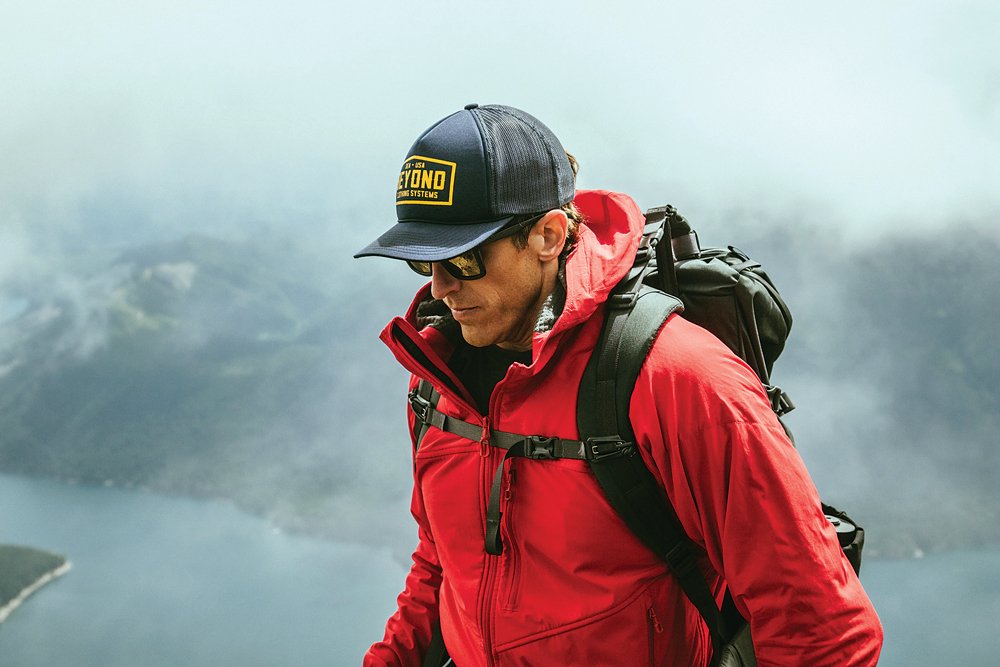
[[410, 387, 588, 457], [411, 380, 439, 451], [422, 622, 449, 667], [483, 434, 588, 555], [575, 210, 735, 658], [645, 205, 679, 296], [578, 288, 729, 656], [410, 385, 594, 555]]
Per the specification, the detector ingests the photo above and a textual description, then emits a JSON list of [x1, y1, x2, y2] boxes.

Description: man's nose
[[430, 263, 461, 300]]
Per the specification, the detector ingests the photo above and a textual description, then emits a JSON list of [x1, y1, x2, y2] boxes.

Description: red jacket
[[365, 190, 882, 666]]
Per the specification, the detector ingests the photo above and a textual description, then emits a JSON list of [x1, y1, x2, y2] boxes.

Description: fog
[[4, 2, 998, 245], [1, 1, 999, 661]]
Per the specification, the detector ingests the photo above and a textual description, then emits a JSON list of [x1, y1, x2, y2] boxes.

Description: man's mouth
[[449, 305, 478, 321]]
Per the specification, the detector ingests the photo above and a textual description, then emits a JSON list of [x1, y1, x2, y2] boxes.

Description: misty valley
[[1, 227, 998, 665]]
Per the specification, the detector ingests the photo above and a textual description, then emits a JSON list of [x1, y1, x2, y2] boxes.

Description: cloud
[[143, 262, 197, 292], [1, 1, 997, 253]]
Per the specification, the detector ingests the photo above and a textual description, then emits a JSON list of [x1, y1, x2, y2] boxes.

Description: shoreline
[[0, 560, 72, 624], [4, 469, 997, 563]]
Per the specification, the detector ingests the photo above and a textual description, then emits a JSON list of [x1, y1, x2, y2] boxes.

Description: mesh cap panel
[[476, 106, 575, 215]]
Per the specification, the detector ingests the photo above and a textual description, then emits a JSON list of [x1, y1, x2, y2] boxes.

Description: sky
[[2, 0, 998, 265]]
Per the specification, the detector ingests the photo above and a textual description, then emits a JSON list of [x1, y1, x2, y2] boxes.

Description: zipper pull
[[503, 468, 515, 501], [648, 607, 663, 634], [480, 420, 491, 457]]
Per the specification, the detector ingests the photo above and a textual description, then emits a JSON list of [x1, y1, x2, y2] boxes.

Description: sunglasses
[[406, 212, 546, 281]]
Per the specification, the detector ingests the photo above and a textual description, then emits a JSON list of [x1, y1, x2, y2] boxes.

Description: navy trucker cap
[[354, 104, 576, 262]]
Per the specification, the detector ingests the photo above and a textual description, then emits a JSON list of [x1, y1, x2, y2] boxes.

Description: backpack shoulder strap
[[410, 379, 440, 452], [578, 283, 730, 656]]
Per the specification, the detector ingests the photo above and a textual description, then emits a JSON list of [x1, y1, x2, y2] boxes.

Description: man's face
[[429, 234, 547, 351]]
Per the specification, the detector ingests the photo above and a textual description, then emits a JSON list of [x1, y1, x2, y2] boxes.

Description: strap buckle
[[764, 384, 795, 416], [408, 389, 432, 424], [608, 290, 640, 309], [586, 436, 635, 461], [671, 231, 700, 260], [634, 224, 661, 260], [524, 435, 557, 460], [663, 542, 700, 578]]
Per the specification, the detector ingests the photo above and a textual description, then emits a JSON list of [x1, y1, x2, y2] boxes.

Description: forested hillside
[[0, 234, 415, 550], [1, 225, 996, 558]]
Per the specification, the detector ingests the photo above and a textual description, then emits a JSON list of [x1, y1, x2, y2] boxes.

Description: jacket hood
[[381, 190, 646, 399], [555, 189, 646, 332]]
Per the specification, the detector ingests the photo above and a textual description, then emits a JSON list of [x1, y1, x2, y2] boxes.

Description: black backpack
[[409, 204, 864, 667]]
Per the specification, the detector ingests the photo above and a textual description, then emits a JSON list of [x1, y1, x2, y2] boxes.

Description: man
[[355, 104, 882, 666]]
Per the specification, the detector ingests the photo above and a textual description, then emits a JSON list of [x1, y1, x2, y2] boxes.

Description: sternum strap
[[409, 384, 599, 555]]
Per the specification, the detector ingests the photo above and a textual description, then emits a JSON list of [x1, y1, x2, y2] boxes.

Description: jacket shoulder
[[633, 313, 778, 431]]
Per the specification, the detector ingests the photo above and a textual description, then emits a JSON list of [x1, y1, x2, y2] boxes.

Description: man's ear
[[532, 209, 568, 262]]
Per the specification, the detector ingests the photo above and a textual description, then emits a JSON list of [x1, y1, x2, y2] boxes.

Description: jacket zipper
[[480, 430, 499, 667], [390, 319, 522, 666], [647, 605, 663, 666], [481, 380, 515, 667]]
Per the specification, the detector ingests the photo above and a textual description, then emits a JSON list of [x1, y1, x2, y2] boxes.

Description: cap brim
[[354, 216, 516, 262]]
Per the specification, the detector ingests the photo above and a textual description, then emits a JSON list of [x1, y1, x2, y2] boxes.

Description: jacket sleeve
[[629, 316, 883, 667], [363, 385, 443, 667]]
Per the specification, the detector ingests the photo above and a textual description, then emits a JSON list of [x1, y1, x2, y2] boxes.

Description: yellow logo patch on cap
[[396, 155, 456, 206]]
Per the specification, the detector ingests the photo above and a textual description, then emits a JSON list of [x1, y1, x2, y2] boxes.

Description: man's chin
[[459, 325, 494, 348]]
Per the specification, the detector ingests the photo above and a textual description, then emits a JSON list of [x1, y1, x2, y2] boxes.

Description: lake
[[0, 473, 405, 665], [1, 472, 997, 665]]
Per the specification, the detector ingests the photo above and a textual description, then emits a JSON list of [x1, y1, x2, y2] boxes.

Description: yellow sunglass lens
[[408, 261, 432, 275], [447, 252, 481, 277]]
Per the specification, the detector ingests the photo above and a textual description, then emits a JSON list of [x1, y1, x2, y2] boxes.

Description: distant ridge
[[1, 230, 997, 559], [0, 544, 71, 623]]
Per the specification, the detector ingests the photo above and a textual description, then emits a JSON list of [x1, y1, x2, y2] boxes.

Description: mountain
[[1, 226, 997, 559], [0, 234, 415, 550]]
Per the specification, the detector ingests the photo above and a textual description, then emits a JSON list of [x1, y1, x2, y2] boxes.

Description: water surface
[[0, 473, 405, 666], [1, 472, 997, 666]]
